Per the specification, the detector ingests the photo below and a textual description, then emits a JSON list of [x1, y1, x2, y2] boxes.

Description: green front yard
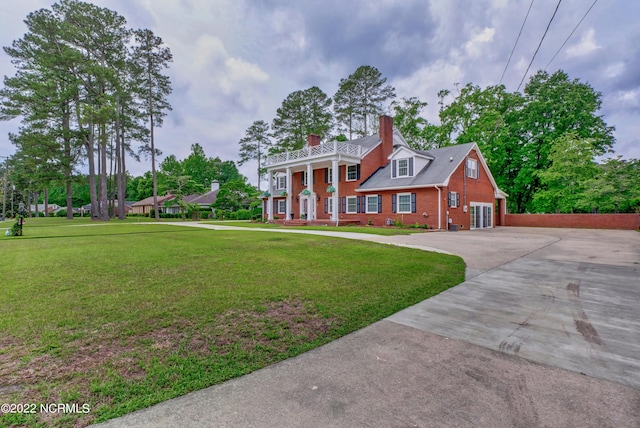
[[201, 220, 422, 235], [0, 218, 464, 427]]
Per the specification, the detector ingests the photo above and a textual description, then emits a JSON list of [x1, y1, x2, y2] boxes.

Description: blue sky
[[1, 0, 638, 186]]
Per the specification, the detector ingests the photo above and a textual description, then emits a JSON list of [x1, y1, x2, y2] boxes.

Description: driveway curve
[[95, 224, 640, 428]]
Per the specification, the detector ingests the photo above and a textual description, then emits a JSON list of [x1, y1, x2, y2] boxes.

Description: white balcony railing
[[265, 141, 363, 166]]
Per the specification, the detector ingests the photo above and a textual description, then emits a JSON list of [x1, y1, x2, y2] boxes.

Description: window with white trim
[[301, 171, 308, 186], [277, 200, 286, 214], [346, 196, 358, 214], [276, 175, 286, 189], [466, 158, 478, 179], [327, 168, 333, 183], [448, 191, 460, 208], [347, 164, 358, 181], [392, 157, 414, 178], [366, 195, 379, 213], [398, 193, 412, 213], [326, 197, 333, 214], [398, 159, 409, 176]]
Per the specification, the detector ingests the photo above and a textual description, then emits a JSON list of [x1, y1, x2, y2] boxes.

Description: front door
[[299, 195, 315, 220]]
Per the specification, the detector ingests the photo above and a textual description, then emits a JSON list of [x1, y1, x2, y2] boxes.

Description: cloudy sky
[[1, 0, 639, 187]]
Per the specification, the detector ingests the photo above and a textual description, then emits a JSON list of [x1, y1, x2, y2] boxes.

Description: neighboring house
[[165, 181, 220, 214], [131, 194, 175, 215], [30, 204, 61, 215], [262, 115, 507, 230], [79, 201, 133, 217]]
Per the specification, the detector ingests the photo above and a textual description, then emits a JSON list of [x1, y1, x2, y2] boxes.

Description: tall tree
[[238, 120, 271, 190], [130, 28, 173, 221], [533, 132, 599, 213], [182, 143, 218, 188], [391, 97, 435, 150], [333, 77, 359, 140], [436, 83, 526, 211], [271, 86, 332, 153], [433, 71, 614, 213], [582, 157, 640, 213], [334, 65, 395, 138], [56, 0, 131, 220], [0, 5, 83, 219], [518, 70, 615, 212]]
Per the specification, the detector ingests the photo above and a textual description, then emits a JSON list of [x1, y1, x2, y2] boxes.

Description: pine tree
[[238, 120, 271, 191]]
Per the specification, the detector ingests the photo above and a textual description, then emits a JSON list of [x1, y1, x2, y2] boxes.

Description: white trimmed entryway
[[470, 202, 493, 229]]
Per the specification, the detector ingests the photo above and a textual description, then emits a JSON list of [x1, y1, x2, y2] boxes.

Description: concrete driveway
[[95, 226, 640, 428], [385, 227, 640, 390]]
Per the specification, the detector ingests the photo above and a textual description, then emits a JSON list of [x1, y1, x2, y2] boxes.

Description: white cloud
[[614, 89, 640, 108], [465, 27, 496, 58], [604, 62, 625, 78], [566, 28, 600, 58], [394, 60, 465, 121]]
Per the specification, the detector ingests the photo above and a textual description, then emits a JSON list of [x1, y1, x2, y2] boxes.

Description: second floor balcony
[[264, 141, 366, 167]]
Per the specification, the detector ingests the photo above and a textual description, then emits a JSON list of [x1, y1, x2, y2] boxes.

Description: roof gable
[[358, 142, 501, 192]]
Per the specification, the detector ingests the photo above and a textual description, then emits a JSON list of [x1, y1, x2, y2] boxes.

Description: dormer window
[[391, 157, 414, 178]]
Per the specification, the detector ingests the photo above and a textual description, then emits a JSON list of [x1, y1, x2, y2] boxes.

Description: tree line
[[239, 67, 639, 214], [0, 0, 172, 220]]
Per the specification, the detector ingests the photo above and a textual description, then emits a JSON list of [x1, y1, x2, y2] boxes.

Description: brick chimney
[[379, 115, 394, 161], [308, 134, 321, 147]]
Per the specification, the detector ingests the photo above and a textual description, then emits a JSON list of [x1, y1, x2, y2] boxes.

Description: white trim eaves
[[355, 183, 443, 193]]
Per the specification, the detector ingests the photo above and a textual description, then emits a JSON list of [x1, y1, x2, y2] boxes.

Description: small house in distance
[[164, 181, 220, 214], [262, 115, 506, 230], [131, 194, 175, 216]]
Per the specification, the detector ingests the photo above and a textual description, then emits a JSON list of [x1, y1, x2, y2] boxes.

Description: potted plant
[[280, 191, 288, 197], [263, 191, 271, 198], [326, 185, 336, 193]]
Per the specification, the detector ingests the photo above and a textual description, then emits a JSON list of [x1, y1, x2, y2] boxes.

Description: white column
[[307, 162, 314, 220], [286, 167, 292, 220], [267, 172, 273, 220], [331, 159, 339, 221]]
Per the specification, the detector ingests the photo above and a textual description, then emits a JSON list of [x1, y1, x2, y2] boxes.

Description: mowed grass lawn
[[201, 220, 422, 235], [0, 218, 464, 427]]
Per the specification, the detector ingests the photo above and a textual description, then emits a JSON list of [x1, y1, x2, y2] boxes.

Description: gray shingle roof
[[332, 129, 409, 154], [190, 189, 219, 205], [358, 142, 477, 191]]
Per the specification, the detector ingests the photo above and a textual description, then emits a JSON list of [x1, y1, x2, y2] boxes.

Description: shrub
[[235, 209, 252, 220], [55, 210, 67, 217], [408, 222, 430, 229]]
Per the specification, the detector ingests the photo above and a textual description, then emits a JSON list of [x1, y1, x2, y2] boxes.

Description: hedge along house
[[262, 115, 507, 230]]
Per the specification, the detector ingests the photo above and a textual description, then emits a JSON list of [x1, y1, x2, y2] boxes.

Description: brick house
[[131, 194, 175, 215], [262, 115, 507, 230]]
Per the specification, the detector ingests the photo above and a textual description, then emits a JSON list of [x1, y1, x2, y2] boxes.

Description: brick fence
[[505, 213, 640, 230]]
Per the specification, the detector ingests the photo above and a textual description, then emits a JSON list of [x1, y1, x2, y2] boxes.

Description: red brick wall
[[505, 213, 640, 230], [271, 147, 502, 229], [445, 149, 497, 230], [322, 188, 441, 227]]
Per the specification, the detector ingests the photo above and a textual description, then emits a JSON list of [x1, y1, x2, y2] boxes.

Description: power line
[[517, 0, 563, 92], [499, 0, 535, 86], [544, 0, 598, 70]]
